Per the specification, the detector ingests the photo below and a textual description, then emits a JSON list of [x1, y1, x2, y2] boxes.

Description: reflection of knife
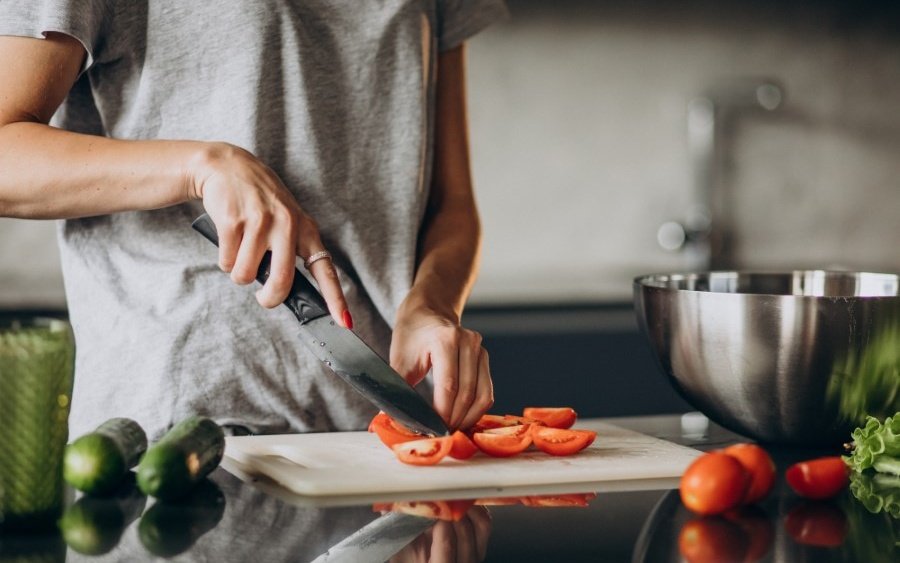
[[310, 512, 434, 563], [192, 214, 449, 437]]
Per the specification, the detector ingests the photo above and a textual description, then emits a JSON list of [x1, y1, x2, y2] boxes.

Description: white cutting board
[[223, 421, 701, 497]]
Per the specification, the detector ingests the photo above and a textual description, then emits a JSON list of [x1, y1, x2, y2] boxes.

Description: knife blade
[[191, 213, 449, 437]]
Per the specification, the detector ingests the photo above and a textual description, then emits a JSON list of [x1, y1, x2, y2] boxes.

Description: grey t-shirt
[[0, 0, 508, 440]]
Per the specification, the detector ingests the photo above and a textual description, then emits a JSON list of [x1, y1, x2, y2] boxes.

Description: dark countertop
[[2, 415, 894, 562]]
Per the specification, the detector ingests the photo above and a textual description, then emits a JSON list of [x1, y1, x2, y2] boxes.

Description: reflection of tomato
[[531, 427, 596, 456], [392, 437, 452, 466], [446, 499, 476, 521], [680, 453, 749, 515], [784, 501, 848, 548], [474, 497, 522, 506], [521, 493, 597, 507], [722, 444, 775, 504], [369, 413, 420, 448], [785, 457, 848, 500], [724, 506, 774, 562], [473, 431, 532, 457], [373, 499, 475, 521], [678, 517, 749, 563], [449, 431, 478, 460], [523, 407, 577, 429]]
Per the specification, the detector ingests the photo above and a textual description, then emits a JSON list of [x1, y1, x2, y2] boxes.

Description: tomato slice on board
[[369, 412, 421, 448], [523, 407, 577, 429], [449, 431, 478, 460], [531, 427, 596, 456], [785, 457, 849, 500], [483, 424, 532, 437], [392, 437, 453, 466], [472, 431, 532, 457]]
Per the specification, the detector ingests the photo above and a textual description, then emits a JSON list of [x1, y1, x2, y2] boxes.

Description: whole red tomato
[[722, 444, 775, 504], [678, 517, 749, 563], [680, 452, 750, 515], [785, 457, 849, 500]]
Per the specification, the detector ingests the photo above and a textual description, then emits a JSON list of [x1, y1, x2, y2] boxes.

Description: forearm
[[0, 122, 203, 219], [401, 195, 481, 324]]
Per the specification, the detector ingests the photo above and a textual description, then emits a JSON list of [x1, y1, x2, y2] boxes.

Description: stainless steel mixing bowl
[[634, 271, 900, 446]]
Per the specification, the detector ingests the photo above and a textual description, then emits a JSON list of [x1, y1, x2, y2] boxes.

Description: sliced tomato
[[523, 407, 577, 429], [471, 414, 521, 433], [369, 412, 421, 448], [484, 423, 532, 437], [392, 436, 452, 466], [449, 431, 478, 460], [785, 457, 848, 500], [472, 430, 532, 457], [531, 427, 596, 456], [521, 493, 597, 507], [502, 415, 543, 426]]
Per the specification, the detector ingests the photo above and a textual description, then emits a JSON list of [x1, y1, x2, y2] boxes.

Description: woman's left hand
[[390, 307, 494, 431]]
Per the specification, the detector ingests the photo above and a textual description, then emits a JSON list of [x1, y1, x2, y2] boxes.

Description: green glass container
[[0, 317, 75, 532]]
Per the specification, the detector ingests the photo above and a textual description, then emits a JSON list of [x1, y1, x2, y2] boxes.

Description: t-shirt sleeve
[[0, 0, 109, 72], [436, 0, 510, 52]]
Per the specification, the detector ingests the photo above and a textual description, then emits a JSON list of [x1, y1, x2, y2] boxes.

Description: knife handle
[[191, 213, 329, 324]]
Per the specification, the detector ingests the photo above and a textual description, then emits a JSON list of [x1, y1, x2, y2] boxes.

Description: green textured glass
[[0, 317, 74, 532]]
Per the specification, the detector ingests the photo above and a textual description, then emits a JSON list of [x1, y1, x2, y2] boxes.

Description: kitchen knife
[[191, 213, 449, 437]]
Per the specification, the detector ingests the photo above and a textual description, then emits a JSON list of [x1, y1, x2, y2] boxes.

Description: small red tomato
[[522, 407, 577, 429], [392, 436, 453, 466], [784, 501, 848, 548], [678, 517, 750, 563], [680, 452, 750, 515], [722, 443, 776, 504], [785, 457, 848, 500], [448, 431, 478, 460], [531, 427, 596, 456], [472, 430, 532, 457]]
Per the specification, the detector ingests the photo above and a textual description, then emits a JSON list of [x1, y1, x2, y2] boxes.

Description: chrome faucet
[[658, 80, 783, 270]]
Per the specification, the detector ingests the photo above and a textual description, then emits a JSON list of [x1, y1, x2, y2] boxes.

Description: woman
[[0, 0, 507, 439]]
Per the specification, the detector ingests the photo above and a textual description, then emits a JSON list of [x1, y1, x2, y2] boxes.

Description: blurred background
[[2, 0, 898, 418]]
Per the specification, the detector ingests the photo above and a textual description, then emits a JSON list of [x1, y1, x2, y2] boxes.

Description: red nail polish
[[342, 310, 354, 330]]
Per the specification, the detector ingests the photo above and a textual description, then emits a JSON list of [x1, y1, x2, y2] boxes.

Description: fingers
[[216, 215, 242, 273], [230, 215, 268, 286], [430, 335, 460, 427], [429, 521, 457, 563], [452, 517, 477, 563], [458, 348, 493, 431], [467, 506, 492, 562], [300, 233, 351, 328], [256, 218, 297, 308], [448, 332, 481, 429]]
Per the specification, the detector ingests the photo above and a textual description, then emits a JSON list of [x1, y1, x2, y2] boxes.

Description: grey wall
[[1, 0, 899, 309]]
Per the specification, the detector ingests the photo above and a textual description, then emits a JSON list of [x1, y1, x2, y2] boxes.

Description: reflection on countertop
[[1, 415, 896, 562]]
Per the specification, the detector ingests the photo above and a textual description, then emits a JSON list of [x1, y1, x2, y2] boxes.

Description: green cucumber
[[137, 417, 225, 501], [64, 417, 147, 495]]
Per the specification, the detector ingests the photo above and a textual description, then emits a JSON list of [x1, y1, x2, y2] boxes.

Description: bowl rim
[[633, 270, 900, 298]]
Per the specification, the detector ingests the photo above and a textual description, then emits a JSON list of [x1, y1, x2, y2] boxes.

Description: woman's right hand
[[188, 142, 351, 327]]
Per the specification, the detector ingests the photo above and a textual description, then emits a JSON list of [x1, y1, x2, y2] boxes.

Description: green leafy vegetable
[[850, 471, 900, 518], [845, 414, 900, 476]]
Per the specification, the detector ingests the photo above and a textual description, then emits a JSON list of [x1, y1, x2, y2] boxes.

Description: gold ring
[[303, 250, 332, 269]]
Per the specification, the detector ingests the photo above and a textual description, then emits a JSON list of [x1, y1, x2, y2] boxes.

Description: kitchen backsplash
[[2, 0, 899, 308]]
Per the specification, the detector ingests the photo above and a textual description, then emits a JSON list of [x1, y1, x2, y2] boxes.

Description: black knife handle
[[191, 213, 329, 324]]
